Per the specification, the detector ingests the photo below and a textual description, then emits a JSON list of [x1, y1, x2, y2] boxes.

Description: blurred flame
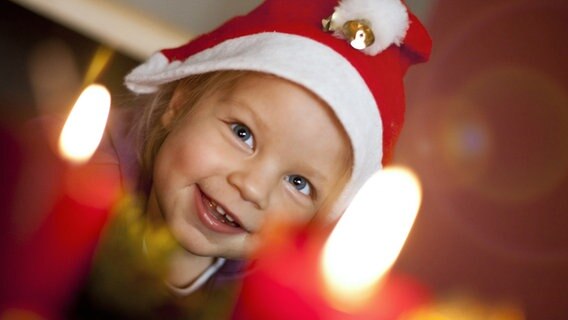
[[402, 293, 525, 320], [58, 84, 111, 163], [0, 308, 45, 320], [321, 166, 422, 310]]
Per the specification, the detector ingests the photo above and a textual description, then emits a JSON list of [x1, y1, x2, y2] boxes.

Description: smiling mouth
[[205, 197, 242, 229]]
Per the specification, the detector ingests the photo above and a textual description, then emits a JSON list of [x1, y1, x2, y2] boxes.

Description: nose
[[227, 161, 277, 210]]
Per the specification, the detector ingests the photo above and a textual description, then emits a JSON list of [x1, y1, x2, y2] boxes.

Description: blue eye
[[231, 123, 254, 149], [286, 175, 312, 196]]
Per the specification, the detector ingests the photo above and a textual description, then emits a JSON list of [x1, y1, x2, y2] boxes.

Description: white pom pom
[[332, 0, 409, 55]]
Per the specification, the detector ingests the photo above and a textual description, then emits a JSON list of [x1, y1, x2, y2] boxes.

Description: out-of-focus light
[[404, 293, 526, 320], [0, 308, 45, 320], [321, 166, 422, 310], [83, 46, 114, 86], [58, 84, 110, 163]]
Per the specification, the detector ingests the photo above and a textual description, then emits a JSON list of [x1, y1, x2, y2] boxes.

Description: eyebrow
[[301, 163, 328, 186], [223, 97, 270, 134]]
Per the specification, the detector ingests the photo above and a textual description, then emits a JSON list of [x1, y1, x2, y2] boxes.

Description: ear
[[161, 84, 185, 128]]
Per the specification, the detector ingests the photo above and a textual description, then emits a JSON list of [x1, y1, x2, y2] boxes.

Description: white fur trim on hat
[[125, 32, 382, 221]]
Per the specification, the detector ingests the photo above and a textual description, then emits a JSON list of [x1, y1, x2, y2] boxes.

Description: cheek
[[266, 202, 317, 227], [156, 125, 232, 181], [290, 208, 317, 224]]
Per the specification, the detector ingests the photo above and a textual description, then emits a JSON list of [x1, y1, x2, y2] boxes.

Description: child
[[6, 0, 432, 318], [102, 0, 429, 310]]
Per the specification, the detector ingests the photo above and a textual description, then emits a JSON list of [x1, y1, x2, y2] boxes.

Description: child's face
[[148, 73, 351, 259]]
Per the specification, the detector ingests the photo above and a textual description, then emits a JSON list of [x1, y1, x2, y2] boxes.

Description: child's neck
[[144, 189, 214, 289], [166, 248, 214, 288]]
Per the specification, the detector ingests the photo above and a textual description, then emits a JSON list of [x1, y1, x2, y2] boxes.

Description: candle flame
[[321, 166, 422, 310], [58, 84, 111, 163]]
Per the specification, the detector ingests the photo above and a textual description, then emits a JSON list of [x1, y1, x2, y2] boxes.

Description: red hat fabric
[[125, 0, 431, 220]]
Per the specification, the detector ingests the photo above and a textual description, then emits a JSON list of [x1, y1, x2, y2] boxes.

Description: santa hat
[[125, 0, 432, 221]]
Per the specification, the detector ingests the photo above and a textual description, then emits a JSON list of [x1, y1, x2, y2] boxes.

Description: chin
[[171, 226, 246, 259]]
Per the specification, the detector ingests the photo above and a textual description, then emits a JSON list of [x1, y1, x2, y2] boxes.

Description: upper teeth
[[208, 198, 239, 226], [209, 199, 227, 215], [217, 203, 227, 214]]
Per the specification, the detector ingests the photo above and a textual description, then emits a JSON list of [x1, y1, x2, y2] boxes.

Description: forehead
[[222, 73, 339, 126]]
